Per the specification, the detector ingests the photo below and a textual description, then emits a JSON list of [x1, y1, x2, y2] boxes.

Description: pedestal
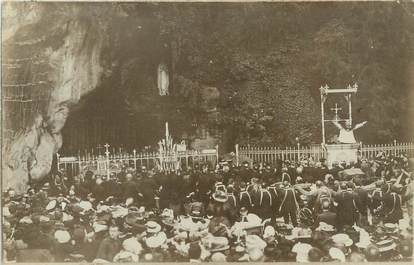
[[325, 143, 360, 168]]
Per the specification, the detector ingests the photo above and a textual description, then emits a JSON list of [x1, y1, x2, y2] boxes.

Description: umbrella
[[338, 168, 365, 180]]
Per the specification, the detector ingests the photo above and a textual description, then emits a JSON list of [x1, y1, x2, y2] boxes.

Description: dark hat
[[365, 244, 381, 261], [125, 212, 145, 228], [96, 212, 112, 224], [308, 247, 324, 262], [239, 207, 248, 217], [398, 239, 413, 257]]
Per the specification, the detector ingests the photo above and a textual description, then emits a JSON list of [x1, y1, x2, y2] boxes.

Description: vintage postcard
[[2, 0, 413, 263]]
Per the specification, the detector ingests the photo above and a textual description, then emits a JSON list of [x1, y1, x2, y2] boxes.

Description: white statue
[[332, 120, 367, 144]]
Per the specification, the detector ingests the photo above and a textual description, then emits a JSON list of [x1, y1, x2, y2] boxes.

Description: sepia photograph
[[2, 0, 414, 263]]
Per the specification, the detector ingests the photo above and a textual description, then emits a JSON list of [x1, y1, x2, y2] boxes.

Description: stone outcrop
[[3, 3, 107, 192]]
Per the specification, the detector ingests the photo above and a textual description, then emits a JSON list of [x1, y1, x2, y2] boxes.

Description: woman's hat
[[54, 230, 71, 244], [263, 226, 276, 239], [329, 247, 346, 262], [122, 237, 142, 255], [245, 235, 266, 252], [316, 222, 335, 232], [212, 190, 228, 203], [19, 216, 33, 224], [376, 238, 397, 252], [93, 222, 109, 233], [46, 200, 57, 211], [146, 233, 167, 248], [146, 221, 161, 233], [292, 242, 312, 262], [383, 223, 399, 234], [332, 233, 353, 247], [208, 236, 230, 253]]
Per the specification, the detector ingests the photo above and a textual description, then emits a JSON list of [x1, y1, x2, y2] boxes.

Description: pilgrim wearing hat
[[124, 209, 147, 235], [207, 190, 233, 221]]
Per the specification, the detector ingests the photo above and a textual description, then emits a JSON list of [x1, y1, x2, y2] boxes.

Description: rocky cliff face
[[3, 3, 108, 192]]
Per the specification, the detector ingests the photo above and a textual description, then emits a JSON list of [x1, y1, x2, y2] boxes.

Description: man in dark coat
[[95, 225, 121, 262], [353, 177, 370, 227], [140, 173, 158, 208], [267, 178, 281, 221], [315, 200, 337, 229], [381, 185, 404, 224], [279, 181, 299, 226], [197, 167, 214, 205], [121, 173, 140, 203], [369, 180, 385, 225], [334, 182, 358, 230]]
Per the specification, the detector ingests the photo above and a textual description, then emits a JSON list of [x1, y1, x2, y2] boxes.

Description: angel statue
[[332, 120, 367, 144]]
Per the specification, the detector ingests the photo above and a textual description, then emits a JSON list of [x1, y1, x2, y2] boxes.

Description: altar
[[325, 143, 360, 168]]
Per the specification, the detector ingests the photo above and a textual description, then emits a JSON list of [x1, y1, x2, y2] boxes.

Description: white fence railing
[[236, 142, 414, 164], [58, 142, 413, 175], [57, 148, 218, 176]]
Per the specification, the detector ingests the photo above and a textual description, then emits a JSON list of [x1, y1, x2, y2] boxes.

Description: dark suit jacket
[[354, 187, 369, 215], [316, 210, 337, 228]]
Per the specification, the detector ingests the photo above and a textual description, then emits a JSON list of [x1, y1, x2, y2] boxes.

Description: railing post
[[215, 145, 219, 167], [297, 142, 300, 162], [78, 152, 82, 176], [394, 139, 397, 156], [104, 143, 110, 179], [133, 149, 137, 170], [235, 144, 239, 166], [56, 153, 60, 171]]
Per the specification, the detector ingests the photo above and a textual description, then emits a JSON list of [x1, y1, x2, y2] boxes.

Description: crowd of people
[[2, 152, 413, 262]]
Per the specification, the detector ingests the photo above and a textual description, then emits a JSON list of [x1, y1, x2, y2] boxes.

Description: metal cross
[[104, 143, 110, 156], [331, 103, 342, 121]]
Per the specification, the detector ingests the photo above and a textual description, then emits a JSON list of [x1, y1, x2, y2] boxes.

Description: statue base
[[325, 143, 360, 168]]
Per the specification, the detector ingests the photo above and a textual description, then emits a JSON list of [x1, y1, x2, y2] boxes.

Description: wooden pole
[[321, 88, 326, 145], [348, 93, 352, 125]]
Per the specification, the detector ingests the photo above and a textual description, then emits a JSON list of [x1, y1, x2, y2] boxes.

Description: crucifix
[[104, 143, 110, 156], [330, 103, 342, 121]]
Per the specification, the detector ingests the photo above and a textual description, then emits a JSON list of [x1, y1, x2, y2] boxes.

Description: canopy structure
[[320, 84, 358, 144]]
